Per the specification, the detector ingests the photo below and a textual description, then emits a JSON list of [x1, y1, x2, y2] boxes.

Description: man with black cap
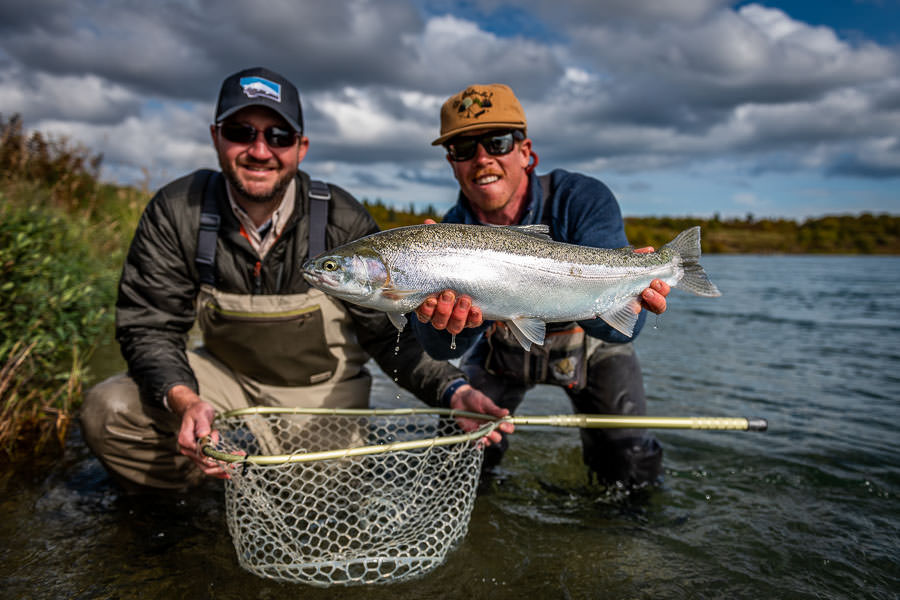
[[411, 84, 670, 487], [80, 68, 508, 491]]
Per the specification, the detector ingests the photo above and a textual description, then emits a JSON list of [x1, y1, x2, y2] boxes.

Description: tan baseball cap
[[432, 83, 527, 145]]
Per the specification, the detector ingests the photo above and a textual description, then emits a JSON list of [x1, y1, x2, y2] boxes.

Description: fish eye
[[322, 259, 338, 272]]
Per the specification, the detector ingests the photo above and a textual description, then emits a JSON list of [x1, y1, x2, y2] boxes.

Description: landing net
[[206, 407, 485, 586]]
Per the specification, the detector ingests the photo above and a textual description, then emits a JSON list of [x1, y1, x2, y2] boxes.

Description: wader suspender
[[306, 179, 331, 258], [195, 173, 332, 285], [196, 172, 221, 285]]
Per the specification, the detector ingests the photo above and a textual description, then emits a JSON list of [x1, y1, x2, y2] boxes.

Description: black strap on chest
[[195, 174, 331, 285], [307, 179, 331, 258], [196, 171, 221, 285]]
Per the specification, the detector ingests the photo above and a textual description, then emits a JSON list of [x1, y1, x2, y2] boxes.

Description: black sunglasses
[[218, 122, 299, 148], [445, 130, 524, 162]]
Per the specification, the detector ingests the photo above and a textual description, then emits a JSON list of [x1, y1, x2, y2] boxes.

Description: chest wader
[[195, 174, 371, 411]]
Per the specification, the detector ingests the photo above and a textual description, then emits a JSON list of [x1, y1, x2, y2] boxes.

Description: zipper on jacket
[[252, 260, 262, 294]]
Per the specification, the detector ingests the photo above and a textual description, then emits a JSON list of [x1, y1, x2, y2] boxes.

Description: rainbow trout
[[302, 224, 720, 350]]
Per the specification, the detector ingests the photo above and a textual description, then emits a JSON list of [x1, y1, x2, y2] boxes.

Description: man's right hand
[[415, 218, 484, 335], [415, 290, 483, 334], [167, 385, 230, 479]]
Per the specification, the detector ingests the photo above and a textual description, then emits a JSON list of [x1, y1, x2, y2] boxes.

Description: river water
[[1, 255, 898, 599]]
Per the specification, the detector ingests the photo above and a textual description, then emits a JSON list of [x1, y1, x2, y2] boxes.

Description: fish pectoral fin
[[387, 312, 408, 331], [598, 299, 642, 338], [505, 317, 547, 351], [380, 285, 420, 301]]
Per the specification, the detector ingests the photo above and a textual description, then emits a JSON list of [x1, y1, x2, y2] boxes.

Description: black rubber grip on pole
[[746, 417, 768, 432]]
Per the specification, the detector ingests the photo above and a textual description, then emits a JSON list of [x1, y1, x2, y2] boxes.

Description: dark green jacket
[[116, 169, 463, 407]]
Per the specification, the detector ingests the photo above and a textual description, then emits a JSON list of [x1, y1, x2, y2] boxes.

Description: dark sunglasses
[[445, 130, 524, 162], [218, 122, 298, 148]]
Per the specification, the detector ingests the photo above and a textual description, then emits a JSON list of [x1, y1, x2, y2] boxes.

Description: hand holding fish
[[415, 291, 483, 334], [632, 246, 671, 314]]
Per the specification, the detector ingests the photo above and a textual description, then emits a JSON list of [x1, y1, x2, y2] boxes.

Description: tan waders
[[81, 286, 372, 490]]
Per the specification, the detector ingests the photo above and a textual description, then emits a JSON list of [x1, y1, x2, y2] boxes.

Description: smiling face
[[211, 105, 309, 207], [446, 128, 532, 225]]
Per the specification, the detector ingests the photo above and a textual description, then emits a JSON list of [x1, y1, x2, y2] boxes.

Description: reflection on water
[[1, 255, 898, 599]]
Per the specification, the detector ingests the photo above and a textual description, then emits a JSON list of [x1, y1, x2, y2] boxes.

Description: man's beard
[[223, 162, 294, 204]]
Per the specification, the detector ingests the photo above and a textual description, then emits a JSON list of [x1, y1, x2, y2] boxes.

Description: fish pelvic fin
[[504, 317, 547, 351], [599, 299, 642, 338], [387, 312, 408, 331], [663, 226, 722, 297]]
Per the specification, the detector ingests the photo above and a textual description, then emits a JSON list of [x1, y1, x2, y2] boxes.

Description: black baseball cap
[[215, 67, 304, 134]]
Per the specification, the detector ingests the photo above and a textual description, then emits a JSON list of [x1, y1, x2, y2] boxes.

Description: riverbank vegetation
[[1, 113, 898, 457], [0, 114, 145, 456]]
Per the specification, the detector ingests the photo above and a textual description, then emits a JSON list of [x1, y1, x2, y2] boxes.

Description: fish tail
[[663, 227, 722, 297]]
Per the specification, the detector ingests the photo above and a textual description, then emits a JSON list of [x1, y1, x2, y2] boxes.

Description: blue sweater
[[411, 168, 647, 360]]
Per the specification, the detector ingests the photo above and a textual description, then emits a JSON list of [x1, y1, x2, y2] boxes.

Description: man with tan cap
[[412, 83, 670, 487]]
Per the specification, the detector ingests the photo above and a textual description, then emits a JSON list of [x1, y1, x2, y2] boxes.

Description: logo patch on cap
[[455, 88, 493, 118], [239, 76, 281, 103]]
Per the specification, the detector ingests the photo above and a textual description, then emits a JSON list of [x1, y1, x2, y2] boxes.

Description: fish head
[[302, 247, 389, 304]]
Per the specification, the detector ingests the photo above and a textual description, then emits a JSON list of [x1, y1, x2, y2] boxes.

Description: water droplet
[[450, 333, 457, 351]]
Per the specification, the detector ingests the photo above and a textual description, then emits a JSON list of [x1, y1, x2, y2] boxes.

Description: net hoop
[[206, 407, 486, 586]]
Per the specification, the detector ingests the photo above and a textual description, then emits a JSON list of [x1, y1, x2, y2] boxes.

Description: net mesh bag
[[207, 409, 485, 586]]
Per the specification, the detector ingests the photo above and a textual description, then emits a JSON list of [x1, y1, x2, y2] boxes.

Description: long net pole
[[201, 407, 767, 466]]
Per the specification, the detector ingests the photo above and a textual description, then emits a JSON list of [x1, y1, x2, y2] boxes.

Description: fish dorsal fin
[[387, 312, 408, 331], [598, 299, 641, 338], [502, 224, 552, 240], [504, 317, 547, 351]]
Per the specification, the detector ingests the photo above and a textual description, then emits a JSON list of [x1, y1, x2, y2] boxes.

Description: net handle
[[201, 407, 766, 465]]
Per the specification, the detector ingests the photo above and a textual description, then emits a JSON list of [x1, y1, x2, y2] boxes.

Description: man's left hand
[[449, 384, 513, 445], [633, 247, 670, 314]]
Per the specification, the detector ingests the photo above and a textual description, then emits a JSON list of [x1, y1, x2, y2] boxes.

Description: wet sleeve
[[409, 318, 488, 360], [115, 192, 199, 406]]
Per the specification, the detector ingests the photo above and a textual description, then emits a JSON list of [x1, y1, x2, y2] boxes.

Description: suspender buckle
[[308, 180, 331, 200], [199, 213, 220, 231]]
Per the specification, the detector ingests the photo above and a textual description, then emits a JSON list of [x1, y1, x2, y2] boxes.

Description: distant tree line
[[623, 213, 900, 254]]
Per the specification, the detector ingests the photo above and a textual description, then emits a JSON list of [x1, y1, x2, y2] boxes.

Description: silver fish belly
[[302, 224, 720, 350]]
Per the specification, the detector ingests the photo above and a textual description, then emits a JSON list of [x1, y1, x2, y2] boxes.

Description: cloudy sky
[[2, 0, 898, 220]]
